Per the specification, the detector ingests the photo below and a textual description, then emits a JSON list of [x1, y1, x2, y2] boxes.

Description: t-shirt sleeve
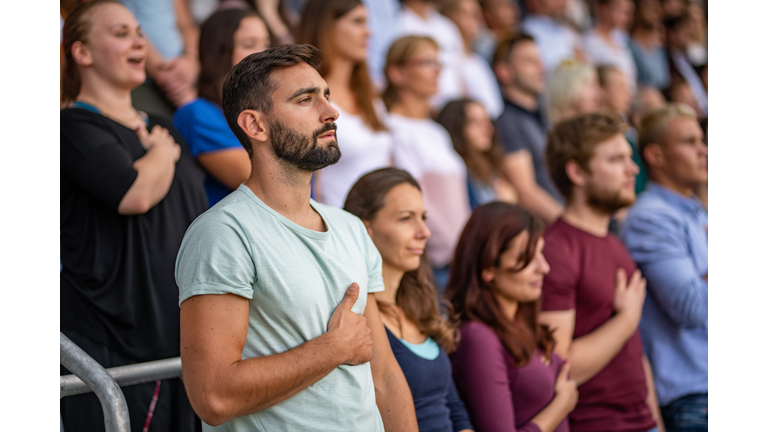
[[362, 221, 385, 294], [495, 114, 530, 155], [541, 236, 578, 311], [173, 99, 243, 158], [451, 322, 540, 432], [175, 209, 256, 305], [445, 363, 474, 432], [60, 111, 138, 211]]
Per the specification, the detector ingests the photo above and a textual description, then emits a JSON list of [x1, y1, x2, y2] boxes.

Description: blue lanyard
[[72, 101, 150, 127]]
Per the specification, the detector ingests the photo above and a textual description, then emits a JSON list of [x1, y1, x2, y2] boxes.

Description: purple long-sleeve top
[[450, 321, 570, 432]]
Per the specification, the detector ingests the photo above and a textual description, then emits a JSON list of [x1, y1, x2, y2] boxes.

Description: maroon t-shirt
[[542, 218, 656, 432]]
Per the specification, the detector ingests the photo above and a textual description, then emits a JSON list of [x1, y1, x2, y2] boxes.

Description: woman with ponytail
[[345, 168, 473, 432], [60, 2, 206, 430]]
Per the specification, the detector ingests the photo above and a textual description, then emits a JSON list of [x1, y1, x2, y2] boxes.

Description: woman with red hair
[[446, 202, 578, 432]]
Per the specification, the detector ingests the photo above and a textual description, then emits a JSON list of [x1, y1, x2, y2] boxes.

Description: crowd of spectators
[[59, 0, 708, 431]]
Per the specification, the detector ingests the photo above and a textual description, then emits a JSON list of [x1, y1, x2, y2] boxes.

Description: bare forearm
[[118, 148, 176, 214], [643, 355, 666, 432], [568, 313, 637, 384], [184, 333, 343, 426], [530, 395, 573, 432], [374, 368, 418, 432], [517, 185, 563, 225]]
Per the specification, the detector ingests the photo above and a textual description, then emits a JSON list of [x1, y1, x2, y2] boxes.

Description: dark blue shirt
[[386, 328, 473, 432], [495, 99, 563, 203]]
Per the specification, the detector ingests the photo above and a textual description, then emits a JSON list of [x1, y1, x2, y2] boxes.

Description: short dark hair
[[492, 33, 535, 66], [221, 44, 324, 157], [546, 112, 628, 200]]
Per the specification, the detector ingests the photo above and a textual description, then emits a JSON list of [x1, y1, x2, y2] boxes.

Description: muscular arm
[[364, 294, 418, 431], [502, 151, 562, 224], [539, 309, 638, 385], [180, 284, 370, 426], [196, 149, 252, 190]]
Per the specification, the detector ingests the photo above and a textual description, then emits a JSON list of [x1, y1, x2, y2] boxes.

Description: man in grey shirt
[[175, 44, 418, 431], [493, 33, 564, 224]]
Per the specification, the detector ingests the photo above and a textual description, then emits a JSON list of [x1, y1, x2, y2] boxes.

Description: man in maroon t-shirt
[[539, 113, 663, 432]]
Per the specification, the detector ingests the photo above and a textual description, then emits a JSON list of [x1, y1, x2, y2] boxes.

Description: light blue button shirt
[[620, 182, 708, 406]]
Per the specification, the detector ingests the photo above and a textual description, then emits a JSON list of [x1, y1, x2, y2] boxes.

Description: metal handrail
[[60, 332, 131, 432], [60, 357, 182, 398]]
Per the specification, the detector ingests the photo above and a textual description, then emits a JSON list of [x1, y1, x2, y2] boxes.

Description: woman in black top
[[60, 2, 207, 431]]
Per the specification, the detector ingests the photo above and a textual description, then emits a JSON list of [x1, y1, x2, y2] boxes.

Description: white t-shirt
[[396, 6, 465, 109], [388, 113, 471, 268], [522, 14, 582, 74], [316, 101, 393, 208], [461, 53, 504, 120]]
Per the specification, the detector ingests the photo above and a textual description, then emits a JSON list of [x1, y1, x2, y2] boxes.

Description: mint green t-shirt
[[175, 184, 386, 432]]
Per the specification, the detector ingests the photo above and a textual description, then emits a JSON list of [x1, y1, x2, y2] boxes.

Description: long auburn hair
[[344, 168, 457, 353], [437, 98, 510, 185], [198, 8, 262, 107], [61, 0, 120, 105], [445, 202, 555, 366], [295, 0, 386, 132]]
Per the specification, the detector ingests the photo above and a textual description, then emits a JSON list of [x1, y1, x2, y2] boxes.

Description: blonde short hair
[[546, 59, 597, 125], [637, 103, 698, 168]]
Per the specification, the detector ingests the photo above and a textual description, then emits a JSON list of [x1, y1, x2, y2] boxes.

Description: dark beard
[[268, 119, 341, 172], [586, 183, 635, 215]]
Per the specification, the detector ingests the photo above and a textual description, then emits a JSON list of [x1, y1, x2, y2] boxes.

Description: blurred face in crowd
[[654, 118, 707, 190], [265, 63, 341, 171], [365, 183, 431, 274], [635, 0, 662, 28], [601, 69, 632, 116], [631, 87, 665, 126], [481, 0, 518, 33], [506, 40, 546, 96], [334, 3, 370, 64], [395, 43, 442, 98], [231, 16, 270, 66], [603, 0, 634, 30], [667, 18, 693, 49], [581, 133, 639, 214], [75, 3, 147, 90], [669, 82, 701, 116], [661, 0, 685, 19], [463, 102, 495, 152], [533, 0, 567, 18], [483, 231, 550, 310], [446, 0, 484, 44], [572, 72, 603, 116]]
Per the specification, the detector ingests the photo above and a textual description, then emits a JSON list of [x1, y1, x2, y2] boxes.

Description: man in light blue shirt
[[620, 103, 708, 432], [521, 0, 582, 73], [175, 44, 418, 432]]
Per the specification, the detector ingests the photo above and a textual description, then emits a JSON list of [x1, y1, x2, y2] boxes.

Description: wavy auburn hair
[[344, 168, 457, 353], [445, 202, 554, 366]]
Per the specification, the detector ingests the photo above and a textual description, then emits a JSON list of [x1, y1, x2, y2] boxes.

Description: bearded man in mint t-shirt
[[538, 113, 663, 432], [175, 44, 418, 432]]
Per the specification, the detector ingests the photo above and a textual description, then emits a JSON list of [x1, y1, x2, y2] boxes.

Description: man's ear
[[643, 143, 665, 169], [71, 41, 93, 67], [237, 109, 268, 144], [565, 159, 587, 188]]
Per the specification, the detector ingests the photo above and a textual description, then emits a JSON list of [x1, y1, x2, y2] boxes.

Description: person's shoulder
[[315, 202, 366, 230], [458, 321, 503, 348], [175, 98, 220, 119], [625, 189, 680, 223]]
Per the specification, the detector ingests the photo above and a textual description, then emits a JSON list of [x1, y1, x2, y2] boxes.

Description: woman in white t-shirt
[[381, 35, 471, 292], [296, 0, 393, 208]]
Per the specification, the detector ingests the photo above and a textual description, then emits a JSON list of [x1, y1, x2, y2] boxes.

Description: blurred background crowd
[[59, 0, 708, 431]]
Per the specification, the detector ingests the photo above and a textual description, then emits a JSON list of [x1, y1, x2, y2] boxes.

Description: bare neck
[[389, 92, 432, 119], [324, 57, 357, 113], [405, 1, 432, 19], [561, 195, 612, 237], [495, 294, 519, 321], [76, 78, 135, 117], [650, 172, 695, 198], [503, 86, 539, 111], [244, 149, 325, 231], [375, 262, 405, 305]]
